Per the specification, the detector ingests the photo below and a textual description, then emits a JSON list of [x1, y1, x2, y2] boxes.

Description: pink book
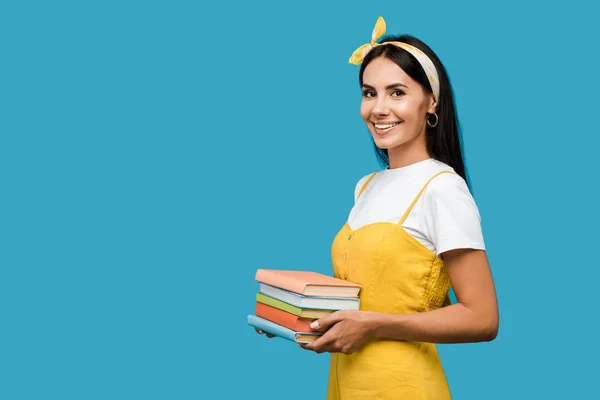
[[255, 269, 361, 297]]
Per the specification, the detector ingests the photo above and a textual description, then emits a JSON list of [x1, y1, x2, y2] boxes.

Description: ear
[[427, 95, 438, 114]]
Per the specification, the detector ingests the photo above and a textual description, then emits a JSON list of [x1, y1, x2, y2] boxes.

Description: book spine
[[247, 315, 296, 342], [256, 302, 314, 332], [256, 292, 302, 316], [260, 284, 360, 310], [255, 269, 308, 295], [303, 297, 360, 310], [257, 293, 334, 318]]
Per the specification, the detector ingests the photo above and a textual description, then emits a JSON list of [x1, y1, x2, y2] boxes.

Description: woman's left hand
[[300, 310, 378, 354]]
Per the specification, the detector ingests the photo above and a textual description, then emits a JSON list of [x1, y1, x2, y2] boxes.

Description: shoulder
[[421, 166, 481, 221], [418, 162, 485, 255], [426, 171, 471, 198], [419, 160, 480, 214], [354, 172, 378, 202], [419, 160, 470, 197]]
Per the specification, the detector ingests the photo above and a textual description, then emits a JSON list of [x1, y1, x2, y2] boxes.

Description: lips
[[372, 121, 402, 136]]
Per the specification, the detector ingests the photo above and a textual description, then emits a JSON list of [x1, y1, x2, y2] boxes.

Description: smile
[[372, 121, 402, 135]]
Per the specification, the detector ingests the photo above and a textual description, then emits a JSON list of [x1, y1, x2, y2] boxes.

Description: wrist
[[370, 312, 405, 340], [365, 311, 389, 339]]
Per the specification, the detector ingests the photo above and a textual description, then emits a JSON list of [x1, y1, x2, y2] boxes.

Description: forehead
[[362, 57, 416, 87]]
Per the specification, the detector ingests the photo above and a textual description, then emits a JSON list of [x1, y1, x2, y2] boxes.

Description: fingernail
[[310, 321, 319, 329]]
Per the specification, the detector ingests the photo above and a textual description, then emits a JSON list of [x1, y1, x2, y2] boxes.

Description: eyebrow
[[362, 83, 408, 90]]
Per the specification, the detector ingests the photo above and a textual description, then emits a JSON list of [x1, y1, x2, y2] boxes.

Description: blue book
[[248, 315, 321, 344], [259, 283, 360, 311]]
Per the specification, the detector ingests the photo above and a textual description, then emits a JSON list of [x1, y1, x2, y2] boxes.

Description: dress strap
[[356, 172, 377, 200], [398, 170, 456, 225]]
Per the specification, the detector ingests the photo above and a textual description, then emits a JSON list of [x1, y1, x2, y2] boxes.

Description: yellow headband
[[349, 16, 440, 101]]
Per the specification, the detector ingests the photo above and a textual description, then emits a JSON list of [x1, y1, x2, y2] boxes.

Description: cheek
[[392, 102, 420, 122], [392, 102, 411, 116], [360, 101, 371, 121]]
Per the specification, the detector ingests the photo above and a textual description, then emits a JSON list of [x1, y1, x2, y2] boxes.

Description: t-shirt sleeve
[[354, 174, 373, 203], [422, 173, 486, 256]]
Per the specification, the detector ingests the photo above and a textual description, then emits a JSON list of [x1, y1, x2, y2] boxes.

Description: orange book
[[255, 302, 317, 332], [255, 269, 362, 297]]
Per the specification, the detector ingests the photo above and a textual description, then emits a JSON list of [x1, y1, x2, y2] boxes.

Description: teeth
[[374, 122, 400, 129]]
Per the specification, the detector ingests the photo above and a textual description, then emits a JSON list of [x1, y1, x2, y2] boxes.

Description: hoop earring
[[427, 112, 438, 128]]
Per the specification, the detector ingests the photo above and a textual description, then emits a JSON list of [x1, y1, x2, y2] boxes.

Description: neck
[[386, 135, 430, 169]]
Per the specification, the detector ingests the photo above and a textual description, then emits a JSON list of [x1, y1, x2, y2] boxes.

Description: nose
[[371, 97, 390, 116]]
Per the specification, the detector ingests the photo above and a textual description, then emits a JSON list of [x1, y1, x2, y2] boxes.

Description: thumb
[[310, 311, 343, 331]]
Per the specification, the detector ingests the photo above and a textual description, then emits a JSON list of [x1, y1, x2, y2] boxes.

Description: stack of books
[[247, 269, 362, 344]]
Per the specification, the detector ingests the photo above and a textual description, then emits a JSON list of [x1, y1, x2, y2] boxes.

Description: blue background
[[2, 0, 599, 398]]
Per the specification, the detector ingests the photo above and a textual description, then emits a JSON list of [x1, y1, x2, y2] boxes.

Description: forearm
[[369, 303, 498, 344]]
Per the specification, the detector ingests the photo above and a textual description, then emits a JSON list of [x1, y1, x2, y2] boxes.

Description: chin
[[374, 142, 393, 150], [372, 135, 402, 150]]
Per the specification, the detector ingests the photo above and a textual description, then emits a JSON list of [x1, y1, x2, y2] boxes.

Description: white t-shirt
[[348, 158, 485, 256]]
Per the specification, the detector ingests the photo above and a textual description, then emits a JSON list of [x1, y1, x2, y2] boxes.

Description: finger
[[255, 329, 265, 335], [266, 333, 275, 338], [302, 332, 335, 353], [298, 343, 322, 352], [301, 342, 315, 351], [310, 311, 343, 332], [300, 342, 319, 352]]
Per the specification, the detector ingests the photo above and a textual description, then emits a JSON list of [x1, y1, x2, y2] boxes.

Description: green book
[[256, 292, 334, 319]]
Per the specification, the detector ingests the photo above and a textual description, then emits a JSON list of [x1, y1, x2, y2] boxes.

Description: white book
[[259, 283, 360, 310]]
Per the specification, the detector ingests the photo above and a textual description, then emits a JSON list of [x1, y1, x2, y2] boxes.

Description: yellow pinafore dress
[[327, 170, 455, 400]]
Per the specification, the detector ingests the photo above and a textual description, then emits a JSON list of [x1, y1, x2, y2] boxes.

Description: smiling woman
[[255, 16, 498, 400], [360, 57, 439, 165], [298, 16, 498, 400]]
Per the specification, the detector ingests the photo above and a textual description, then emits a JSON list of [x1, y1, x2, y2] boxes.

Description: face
[[360, 56, 436, 153]]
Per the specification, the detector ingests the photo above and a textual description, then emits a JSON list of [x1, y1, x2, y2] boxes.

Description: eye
[[362, 90, 376, 98], [391, 90, 405, 97]]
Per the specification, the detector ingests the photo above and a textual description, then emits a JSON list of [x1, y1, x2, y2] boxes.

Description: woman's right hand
[[255, 328, 276, 338]]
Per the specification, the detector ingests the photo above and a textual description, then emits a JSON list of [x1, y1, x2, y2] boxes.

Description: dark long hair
[[359, 35, 470, 187]]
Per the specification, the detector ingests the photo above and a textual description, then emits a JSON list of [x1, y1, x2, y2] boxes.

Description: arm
[[372, 248, 498, 343], [302, 248, 498, 354], [375, 173, 498, 343]]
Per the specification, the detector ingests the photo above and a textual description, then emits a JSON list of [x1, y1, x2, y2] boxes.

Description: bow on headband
[[349, 16, 440, 102]]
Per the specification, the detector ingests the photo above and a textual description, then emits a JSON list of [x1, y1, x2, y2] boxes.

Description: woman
[[260, 16, 499, 399]]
